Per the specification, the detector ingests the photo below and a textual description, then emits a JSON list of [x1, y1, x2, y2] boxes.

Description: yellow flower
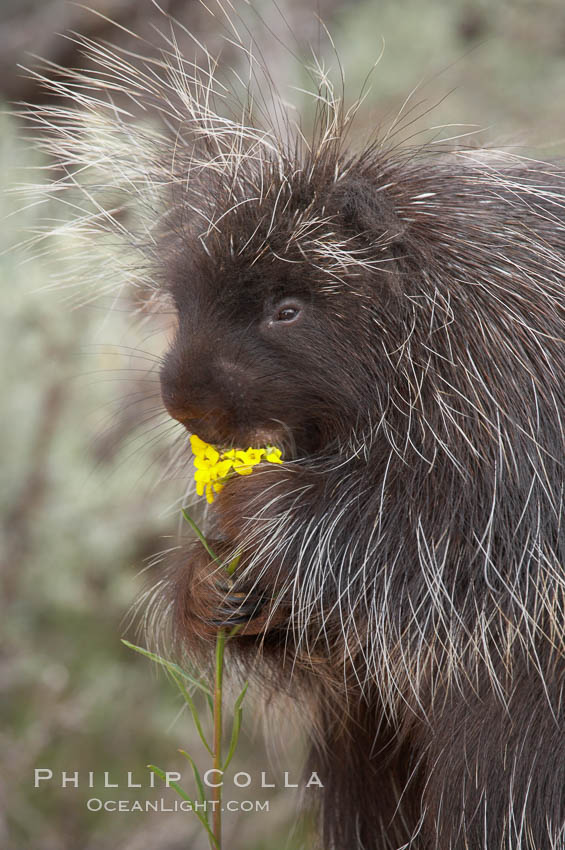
[[190, 434, 209, 456], [190, 436, 283, 502]]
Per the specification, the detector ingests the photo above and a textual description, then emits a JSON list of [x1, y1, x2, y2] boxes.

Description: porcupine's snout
[[161, 346, 237, 445], [159, 330, 275, 448]]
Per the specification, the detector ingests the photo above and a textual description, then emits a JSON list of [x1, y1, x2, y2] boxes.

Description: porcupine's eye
[[271, 299, 303, 325]]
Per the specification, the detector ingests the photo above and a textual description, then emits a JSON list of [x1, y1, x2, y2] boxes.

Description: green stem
[[212, 628, 226, 847], [181, 509, 222, 566]]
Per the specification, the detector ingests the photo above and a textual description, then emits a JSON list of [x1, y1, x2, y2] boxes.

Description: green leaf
[[171, 671, 213, 756], [223, 681, 248, 771], [181, 509, 222, 566], [148, 764, 219, 849], [206, 691, 215, 717], [226, 552, 241, 577], [121, 640, 212, 698], [178, 749, 207, 805], [234, 680, 249, 712]]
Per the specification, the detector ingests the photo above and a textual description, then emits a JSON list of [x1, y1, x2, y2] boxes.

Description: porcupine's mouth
[[183, 416, 321, 461], [215, 430, 291, 459], [206, 425, 320, 463], [249, 420, 322, 459]]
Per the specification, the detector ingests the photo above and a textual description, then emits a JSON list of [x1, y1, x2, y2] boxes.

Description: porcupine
[[24, 8, 565, 849]]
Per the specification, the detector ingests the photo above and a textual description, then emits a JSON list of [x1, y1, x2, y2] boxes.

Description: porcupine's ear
[[332, 177, 401, 235], [330, 176, 408, 290]]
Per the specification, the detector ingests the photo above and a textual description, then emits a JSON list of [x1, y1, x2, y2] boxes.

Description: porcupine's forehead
[[173, 200, 334, 304], [212, 246, 316, 312], [209, 208, 378, 307], [164, 220, 310, 320]]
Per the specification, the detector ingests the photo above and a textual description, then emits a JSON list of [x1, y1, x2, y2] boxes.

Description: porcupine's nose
[[161, 384, 228, 446], [160, 346, 243, 445]]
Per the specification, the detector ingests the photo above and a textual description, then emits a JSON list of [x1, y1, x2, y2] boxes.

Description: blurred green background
[[2, 1, 565, 848]]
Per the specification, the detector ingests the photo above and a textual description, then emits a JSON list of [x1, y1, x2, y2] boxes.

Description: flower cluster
[[190, 434, 283, 503]]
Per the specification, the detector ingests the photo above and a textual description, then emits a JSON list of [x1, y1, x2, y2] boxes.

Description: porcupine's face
[[159, 231, 367, 457]]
